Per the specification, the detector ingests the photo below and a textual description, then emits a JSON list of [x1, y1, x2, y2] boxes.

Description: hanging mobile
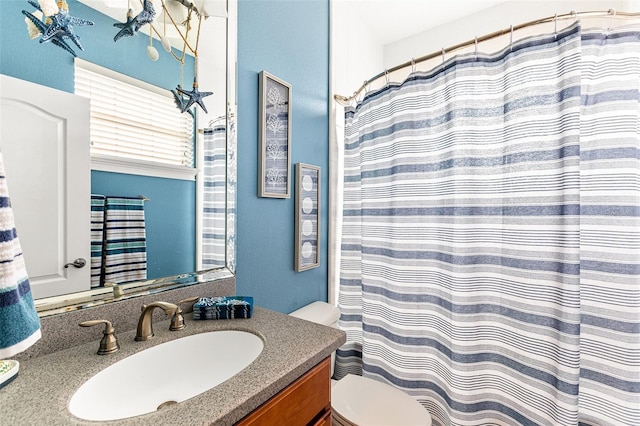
[[172, 60, 196, 119], [173, 13, 212, 114]]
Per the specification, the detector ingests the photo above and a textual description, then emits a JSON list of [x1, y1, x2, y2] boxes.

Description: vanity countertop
[[0, 307, 346, 425]]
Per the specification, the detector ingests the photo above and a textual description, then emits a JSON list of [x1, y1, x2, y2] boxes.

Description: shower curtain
[[335, 22, 639, 426], [201, 126, 227, 269]]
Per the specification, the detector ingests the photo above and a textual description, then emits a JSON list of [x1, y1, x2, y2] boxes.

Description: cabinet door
[[237, 357, 331, 426], [0, 75, 90, 299]]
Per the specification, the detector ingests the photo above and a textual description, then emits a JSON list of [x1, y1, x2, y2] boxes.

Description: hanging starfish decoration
[[23, 10, 76, 56], [113, 0, 156, 42], [113, 9, 137, 42], [171, 86, 196, 119], [22, 0, 94, 56], [176, 80, 213, 114]]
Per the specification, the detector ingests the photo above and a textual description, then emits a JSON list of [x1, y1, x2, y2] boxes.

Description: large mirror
[[0, 0, 236, 315]]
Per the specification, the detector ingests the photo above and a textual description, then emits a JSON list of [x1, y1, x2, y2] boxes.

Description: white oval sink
[[68, 330, 263, 421]]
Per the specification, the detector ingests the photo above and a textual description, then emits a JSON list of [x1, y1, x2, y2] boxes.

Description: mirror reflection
[[0, 0, 235, 308]]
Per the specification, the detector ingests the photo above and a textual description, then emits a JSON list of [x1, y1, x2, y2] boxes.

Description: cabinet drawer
[[237, 357, 331, 426], [312, 409, 332, 426]]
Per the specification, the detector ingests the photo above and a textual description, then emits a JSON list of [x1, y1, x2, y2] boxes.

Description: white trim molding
[[91, 155, 198, 181]]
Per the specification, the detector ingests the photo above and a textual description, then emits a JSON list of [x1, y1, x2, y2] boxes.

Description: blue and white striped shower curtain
[[336, 22, 639, 426], [201, 126, 227, 269]]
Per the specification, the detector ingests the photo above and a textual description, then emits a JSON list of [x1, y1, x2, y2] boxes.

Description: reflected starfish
[[113, 0, 156, 42], [176, 82, 213, 114], [35, 2, 93, 52], [22, 1, 92, 56], [171, 86, 196, 118], [23, 10, 75, 55], [113, 9, 136, 42]]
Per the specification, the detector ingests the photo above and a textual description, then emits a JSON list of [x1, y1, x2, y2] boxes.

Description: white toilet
[[290, 301, 432, 426]]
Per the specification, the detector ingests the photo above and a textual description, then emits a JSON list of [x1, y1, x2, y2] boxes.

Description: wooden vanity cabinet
[[236, 357, 331, 426]]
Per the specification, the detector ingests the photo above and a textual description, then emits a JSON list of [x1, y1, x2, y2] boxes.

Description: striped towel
[[0, 152, 41, 358], [193, 296, 253, 320], [103, 197, 147, 284], [90, 195, 106, 288]]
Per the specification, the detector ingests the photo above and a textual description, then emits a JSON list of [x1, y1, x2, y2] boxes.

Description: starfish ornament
[[40, 8, 94, 51], [23, 10, 75, 56], [171, 86, 196, 119], [176, 82, 213, 114], [113, 9, 137, 42], [22, 1, 93, 56], [113, 0, 156, 42]]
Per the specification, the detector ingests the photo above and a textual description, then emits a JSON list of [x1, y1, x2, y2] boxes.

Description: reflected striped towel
[[103, 197, 147, 284], [90, 195, 106, 288], [0, 152, 41, 358]]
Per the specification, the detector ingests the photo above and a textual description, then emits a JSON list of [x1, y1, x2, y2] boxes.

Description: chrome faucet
[[134, 302, 178, 341]]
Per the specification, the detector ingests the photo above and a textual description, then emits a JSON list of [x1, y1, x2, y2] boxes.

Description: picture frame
[[295, 163, 320, 271], [258, 71, 292, 198]]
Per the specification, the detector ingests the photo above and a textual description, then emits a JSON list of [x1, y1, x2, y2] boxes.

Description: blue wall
[[0, 0, 195, 279], [92, 172, 195, 279], [236, 0, 330, 313]]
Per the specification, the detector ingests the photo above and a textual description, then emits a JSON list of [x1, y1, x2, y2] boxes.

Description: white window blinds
[[74, 60, 195, 177]]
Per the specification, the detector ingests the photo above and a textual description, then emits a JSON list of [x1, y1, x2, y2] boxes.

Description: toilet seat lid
[[331, 374, 431, 426]]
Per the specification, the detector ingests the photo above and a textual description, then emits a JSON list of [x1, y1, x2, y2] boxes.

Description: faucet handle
[[178, 296, 199, 313], [170, 297, 199, 331], [79, 319, 119, 355]]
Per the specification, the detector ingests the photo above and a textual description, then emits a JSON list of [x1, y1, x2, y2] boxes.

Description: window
[[74, 59, 195, 180]]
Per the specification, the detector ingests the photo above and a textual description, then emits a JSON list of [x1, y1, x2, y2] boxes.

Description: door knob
[[64, 258, 87, 268]]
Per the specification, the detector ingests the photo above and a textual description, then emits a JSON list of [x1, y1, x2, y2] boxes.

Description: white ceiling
[[341, 0, 507, 45], [84, 1, 509, 48], [78, 0, 226, 48], [79, 0, 226, 21]]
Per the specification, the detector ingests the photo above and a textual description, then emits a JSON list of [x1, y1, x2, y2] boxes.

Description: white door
[[0, 74, 91, 299]]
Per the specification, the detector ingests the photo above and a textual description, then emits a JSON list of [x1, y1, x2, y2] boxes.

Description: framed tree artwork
[[258, 71, 292, 198]]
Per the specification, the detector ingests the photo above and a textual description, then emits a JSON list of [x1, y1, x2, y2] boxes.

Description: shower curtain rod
[[334, 9, 640, 106]]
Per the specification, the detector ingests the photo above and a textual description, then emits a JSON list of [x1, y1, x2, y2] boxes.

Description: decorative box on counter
[[193, 296, 253, 320]]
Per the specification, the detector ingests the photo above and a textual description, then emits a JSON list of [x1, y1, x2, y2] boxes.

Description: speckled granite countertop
[[0, 307, 346, 425]]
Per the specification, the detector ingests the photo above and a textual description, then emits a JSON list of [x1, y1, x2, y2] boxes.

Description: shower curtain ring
[[384, 70, 390, 86], [570, 10, 577, 23], [474, 36, 478, 58], [554, 13, 558, 38], [441, 48, 446, 66], [411, 58, 416, 74]]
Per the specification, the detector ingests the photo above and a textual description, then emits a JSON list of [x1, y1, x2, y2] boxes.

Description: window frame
[[75, 59, 197, 181]]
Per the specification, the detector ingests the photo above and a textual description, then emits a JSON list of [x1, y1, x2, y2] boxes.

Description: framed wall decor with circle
[[295, 163, 320, 271], [258, 71, 292, 198]]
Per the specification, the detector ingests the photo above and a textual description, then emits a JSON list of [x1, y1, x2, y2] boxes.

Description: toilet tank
[[289, 301, 341, 378], [289, 301, 340, 328]]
